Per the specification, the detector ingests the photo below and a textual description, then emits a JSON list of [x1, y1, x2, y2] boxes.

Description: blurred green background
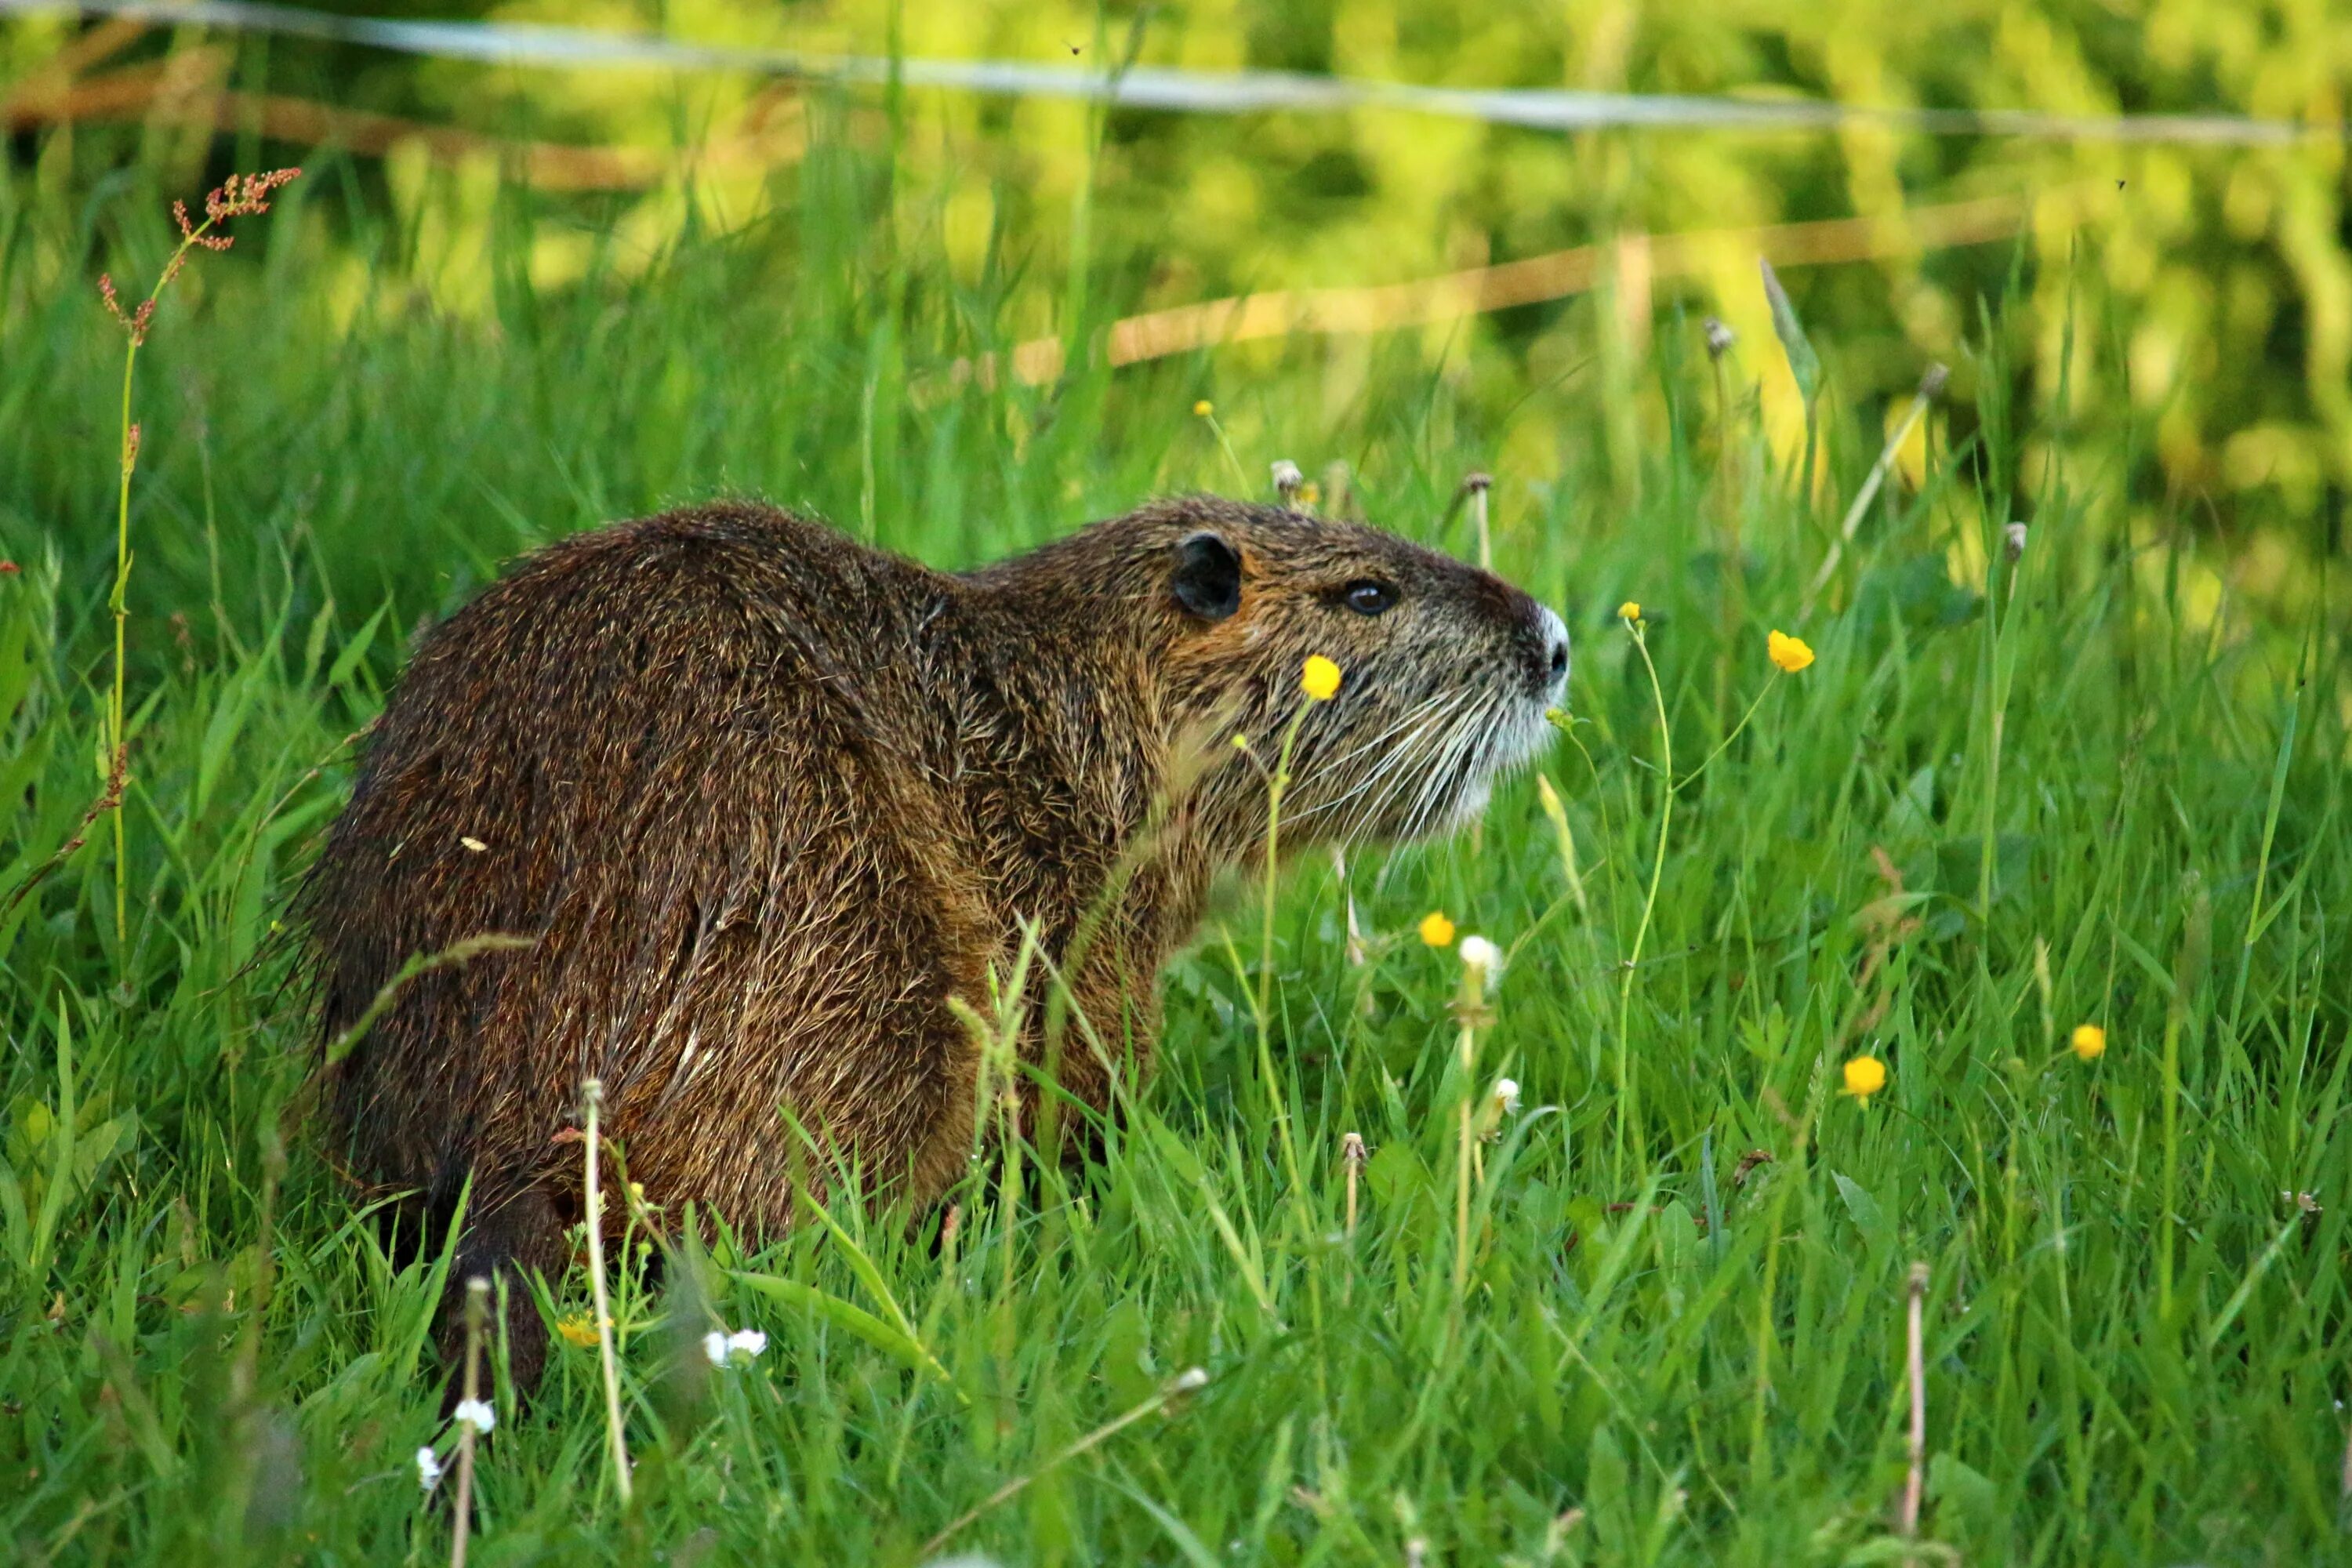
[[7, 0, 2350, 606]]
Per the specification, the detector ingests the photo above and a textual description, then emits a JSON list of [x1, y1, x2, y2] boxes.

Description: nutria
[[303, 495, 1567, 1388]]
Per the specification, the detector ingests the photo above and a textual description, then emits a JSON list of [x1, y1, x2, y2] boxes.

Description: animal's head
[[1135, 497, 1567, 851]]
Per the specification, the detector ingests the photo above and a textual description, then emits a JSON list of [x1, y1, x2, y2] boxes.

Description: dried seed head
[[2004, 522, 2028, 562], [1341, 1131, 1367, 1166], [1271, 459, 1304, 506], [1703, 316, 1736, 358], [1919, 362, 1951, 399]]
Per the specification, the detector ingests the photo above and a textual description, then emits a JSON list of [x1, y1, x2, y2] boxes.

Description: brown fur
[[302, 495, 1566, 1388]]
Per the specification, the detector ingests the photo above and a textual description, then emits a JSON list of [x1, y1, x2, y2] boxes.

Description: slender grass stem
[[1616, 623, 1674, 1172], [580, 1079, 633, 1506]]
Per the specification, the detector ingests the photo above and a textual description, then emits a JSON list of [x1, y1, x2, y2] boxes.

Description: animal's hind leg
[[437, 1181, 568, 1406]]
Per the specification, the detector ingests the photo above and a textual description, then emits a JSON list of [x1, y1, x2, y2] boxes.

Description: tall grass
[[2, 113, 2347, 1567]]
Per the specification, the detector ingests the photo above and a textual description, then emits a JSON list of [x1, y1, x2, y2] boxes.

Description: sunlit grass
[[1, 129, 2347, 1568]]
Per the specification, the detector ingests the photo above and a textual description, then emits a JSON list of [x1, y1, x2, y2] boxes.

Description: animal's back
[[307, 504, 992, 1380]]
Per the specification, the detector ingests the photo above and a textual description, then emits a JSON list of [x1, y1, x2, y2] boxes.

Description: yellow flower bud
[[1192, 399, 1214, 417], [1418, 911, 1456, 948], [1301, 655, 1342, 702], [1617, 601, 1641, 622], [2071, 1024, 2107, 1061]]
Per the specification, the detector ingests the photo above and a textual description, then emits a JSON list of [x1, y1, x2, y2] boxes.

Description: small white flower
[[1457, 935, 1502, 987], [1171, 1366, 1209, 1392], [1490, 1076, 1521, 1117], [706, 1327, 768, 1367], [452, 1398, 495, 1435], [416, 1445, 443, 1493]]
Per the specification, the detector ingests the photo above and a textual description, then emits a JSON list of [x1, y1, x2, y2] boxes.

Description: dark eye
[[1342, 579, 1397, 616]]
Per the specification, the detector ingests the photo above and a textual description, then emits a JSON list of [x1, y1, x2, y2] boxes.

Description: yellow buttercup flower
[[555, 1312, 600, 1348], [2071, 1024, 2107, 1062], [1192, 399, 1214, 417], [1842, 1054, 1887, 1102], [1767, 630, 1816, 673], [1301, 655, 1342, 702], [1617, 601, 1641, 622], [1418, 911, 1456, 948]]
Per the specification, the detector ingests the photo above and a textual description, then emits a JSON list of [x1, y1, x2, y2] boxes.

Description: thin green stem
[[1614, 626, 1673, 1173], [1452, 1005, 1478, 1305], [1674, 672, 1780, 794]]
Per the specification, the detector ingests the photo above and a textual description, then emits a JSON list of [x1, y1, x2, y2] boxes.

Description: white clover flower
[[705, 1327, 768, 1367], [451, 1398, 495, 1435], [416, 1445, 444, 1493], [1490, 1076, 1521, 1117]]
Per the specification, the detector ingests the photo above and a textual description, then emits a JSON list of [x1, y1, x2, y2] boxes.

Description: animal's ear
[[1170, 532, 1242, 621]]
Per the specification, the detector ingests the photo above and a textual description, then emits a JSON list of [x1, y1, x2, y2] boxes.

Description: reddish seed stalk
[[96, 167, 298, 949]]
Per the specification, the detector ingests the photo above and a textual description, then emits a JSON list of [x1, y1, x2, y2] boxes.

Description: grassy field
[[5, 117, 2351, 1566]]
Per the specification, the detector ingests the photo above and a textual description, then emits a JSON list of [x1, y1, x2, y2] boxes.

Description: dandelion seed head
[[1457, 935, 1501, 982], [1490, 1077, 1522, 1117]]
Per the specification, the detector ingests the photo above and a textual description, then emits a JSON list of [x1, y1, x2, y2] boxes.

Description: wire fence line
[[4, 0, 2340, 148]]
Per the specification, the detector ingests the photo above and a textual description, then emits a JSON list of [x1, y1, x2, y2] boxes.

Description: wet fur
[[301, 496, 1565, 1388]]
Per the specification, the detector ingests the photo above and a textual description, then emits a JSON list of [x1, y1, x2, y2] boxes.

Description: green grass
[[4, 126, 2350, 1567]]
